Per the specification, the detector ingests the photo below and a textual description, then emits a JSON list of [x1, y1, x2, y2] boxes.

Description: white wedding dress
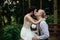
[[20, 20, 36, 40]]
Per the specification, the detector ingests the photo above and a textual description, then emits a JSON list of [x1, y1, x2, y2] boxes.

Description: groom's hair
[[41, 10, 46, 18], [39, 9, 46, 18]]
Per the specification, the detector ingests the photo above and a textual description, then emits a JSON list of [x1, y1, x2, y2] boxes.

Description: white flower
[[31, 24, 36, 29], [17, 1, 19, 3], [13, 1, 16, 5]]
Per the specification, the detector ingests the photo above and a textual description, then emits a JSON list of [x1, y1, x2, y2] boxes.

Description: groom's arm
[[37, 21, 49, 39]]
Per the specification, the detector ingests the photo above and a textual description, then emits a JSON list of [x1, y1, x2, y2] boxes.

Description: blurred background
[[0, 0, 60, 40]]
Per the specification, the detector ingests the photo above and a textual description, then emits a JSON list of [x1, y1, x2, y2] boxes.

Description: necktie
[[37, 22, 41, 36]]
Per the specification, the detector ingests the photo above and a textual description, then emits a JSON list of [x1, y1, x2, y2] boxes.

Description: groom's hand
[[32, 35, 38, 40], [32, 37, 37, 40]]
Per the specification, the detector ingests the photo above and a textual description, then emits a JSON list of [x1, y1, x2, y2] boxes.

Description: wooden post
[[22, 0, 24, 24], [53, 0, 58, 33], [22, 0, 24, 16], [28, 0, 31, 8], [40, 0, 42, 9]]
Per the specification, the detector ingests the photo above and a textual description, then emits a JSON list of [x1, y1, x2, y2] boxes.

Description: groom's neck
[[37, 16, 41, 20]]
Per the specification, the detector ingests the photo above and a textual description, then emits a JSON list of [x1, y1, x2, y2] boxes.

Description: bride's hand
[[39, 18, 46, 22], [42, 18, 46, 21]]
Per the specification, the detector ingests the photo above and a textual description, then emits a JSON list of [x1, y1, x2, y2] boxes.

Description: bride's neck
[[28, 13, 33, 16]]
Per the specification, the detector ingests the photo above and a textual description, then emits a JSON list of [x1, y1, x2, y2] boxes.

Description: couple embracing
[[20, 6, 49, 40]]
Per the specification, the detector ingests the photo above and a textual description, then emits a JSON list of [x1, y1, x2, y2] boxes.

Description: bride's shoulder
[[24, 14, 29, 20], [24, 14, 30, 18]]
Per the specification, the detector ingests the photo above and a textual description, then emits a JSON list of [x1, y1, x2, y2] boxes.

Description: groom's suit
[[37, 20, 49, 40]]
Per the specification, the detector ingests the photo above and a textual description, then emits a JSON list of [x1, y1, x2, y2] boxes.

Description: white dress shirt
[[37, 20, 49, 39]]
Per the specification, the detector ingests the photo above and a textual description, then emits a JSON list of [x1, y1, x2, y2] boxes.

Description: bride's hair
[[24, 6, 36, 16], [26, 6, 36, 13]]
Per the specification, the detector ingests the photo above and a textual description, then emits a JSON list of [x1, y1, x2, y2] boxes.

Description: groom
[[32, 9, 49, 40]]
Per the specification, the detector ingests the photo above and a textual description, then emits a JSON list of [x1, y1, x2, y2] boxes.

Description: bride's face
[[34, 9, 38, 16]]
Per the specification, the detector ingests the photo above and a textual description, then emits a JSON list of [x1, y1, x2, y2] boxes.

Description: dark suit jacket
[[45, 38, 48, 40]]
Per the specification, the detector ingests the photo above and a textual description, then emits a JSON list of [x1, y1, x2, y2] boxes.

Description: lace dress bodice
[[23, 20, 31, 29]]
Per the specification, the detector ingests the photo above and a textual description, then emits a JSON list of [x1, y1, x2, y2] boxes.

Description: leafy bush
[[46, 15, 54, 24], [3, 24, 22, 40]]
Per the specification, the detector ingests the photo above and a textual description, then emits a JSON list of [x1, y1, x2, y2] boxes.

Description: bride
[[20, 6, 42, 40]]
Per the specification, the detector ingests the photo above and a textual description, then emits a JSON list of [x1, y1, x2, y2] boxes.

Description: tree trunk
[[40, 0, 42, 9], [29, 0, 31, 8], [53, 0, 58, 34]]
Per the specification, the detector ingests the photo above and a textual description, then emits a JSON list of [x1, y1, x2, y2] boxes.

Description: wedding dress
[[20, 20, 36, 40]]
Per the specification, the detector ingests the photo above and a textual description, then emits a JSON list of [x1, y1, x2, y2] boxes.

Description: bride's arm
[[33, 19, 37, 22], [26, 15, 40, 24]]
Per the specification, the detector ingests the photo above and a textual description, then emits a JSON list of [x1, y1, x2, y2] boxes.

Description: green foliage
[[3, 24, 22, 40], [46, 15, 54, 24], [58, 19, 60, 24]]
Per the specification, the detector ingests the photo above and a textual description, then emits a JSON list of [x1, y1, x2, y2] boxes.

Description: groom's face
[[38, 10, 42, 16]]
